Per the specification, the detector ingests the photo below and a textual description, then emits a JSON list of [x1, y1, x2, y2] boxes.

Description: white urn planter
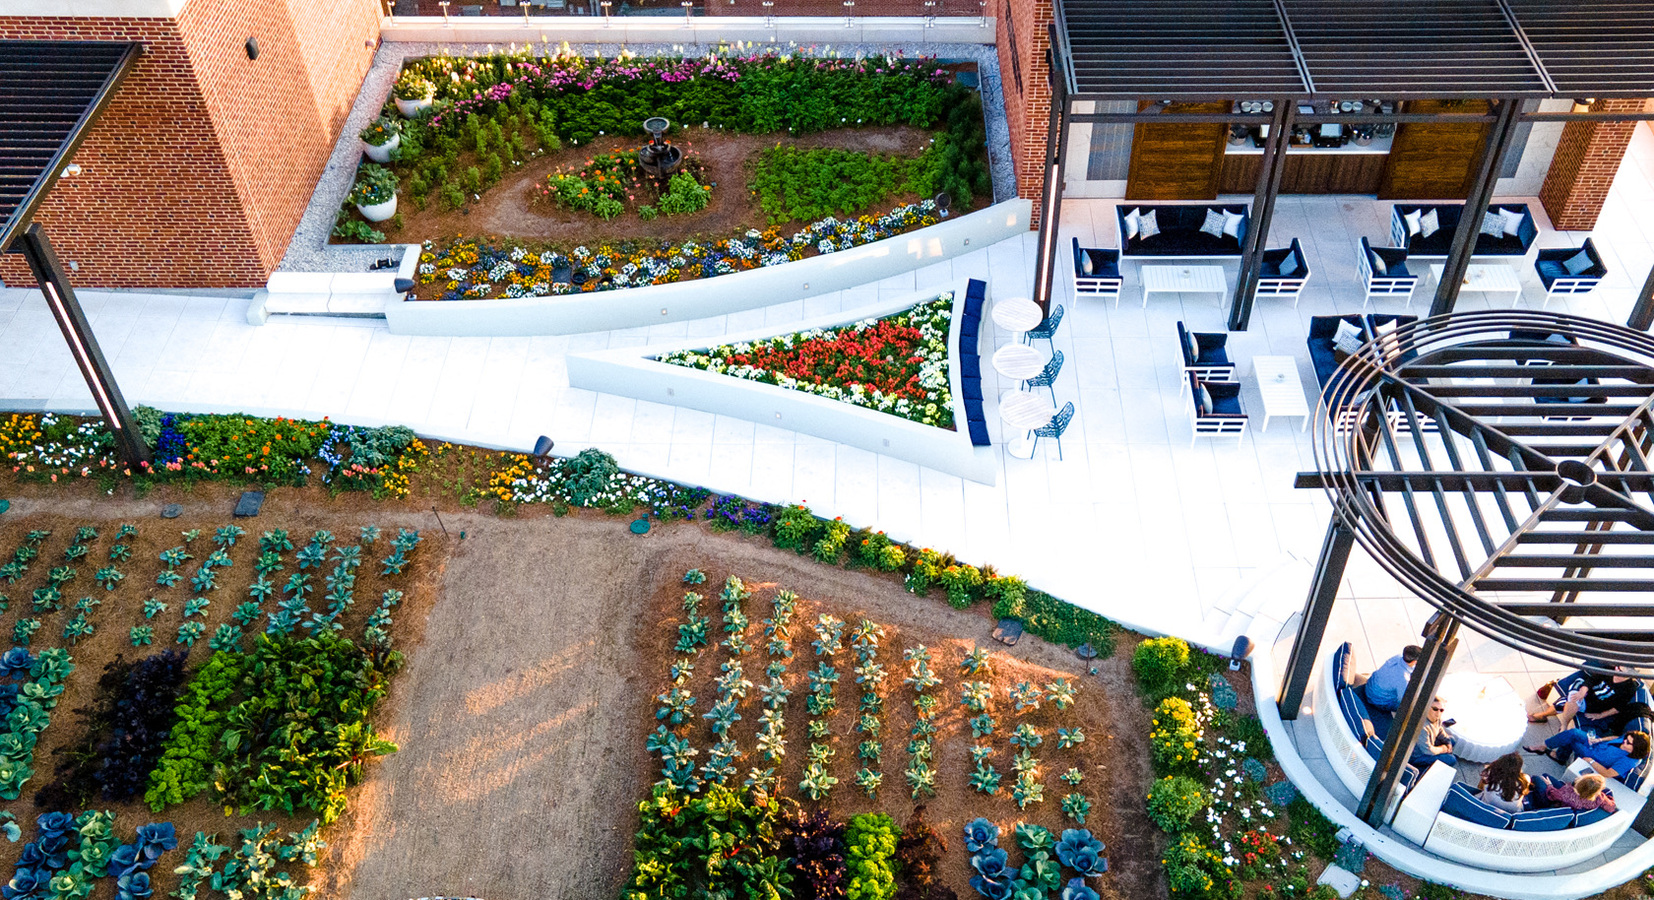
[[363, 132, 400, 163], [356, 194, 398, 223], [395, 96, 433, 117]]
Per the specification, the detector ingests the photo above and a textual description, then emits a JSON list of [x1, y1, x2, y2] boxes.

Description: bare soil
[[356, 125, 943, 250]]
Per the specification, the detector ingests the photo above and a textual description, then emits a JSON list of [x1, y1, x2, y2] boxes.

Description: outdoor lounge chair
[[1534, 239, 1607, 308], [1256, 238, 1311, 307], [1357, 238, 1419, 308], [1186, 373, 1247, 445], [1176, 321, 1236, 382], [1070, 238, 1123, 305]]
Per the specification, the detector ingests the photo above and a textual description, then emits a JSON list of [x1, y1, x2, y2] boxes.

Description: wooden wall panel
[[1220, 153, 1389, 195], [1125, 101, 1227, 200], [1379, 100, 1492, 199]]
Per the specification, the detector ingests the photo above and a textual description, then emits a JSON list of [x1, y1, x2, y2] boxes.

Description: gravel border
[[276, 40, 1011, 274]]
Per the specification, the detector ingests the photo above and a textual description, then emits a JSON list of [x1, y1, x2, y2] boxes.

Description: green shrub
[[904, 549, 947, 595], [772, 504, 823, 553], [1133, 635, 1192, 697], [638, 204, 658, 221], [441, 183, 466, 211], [593, 195, 625, 221], [938, 563, 982, 609], [658, 172, 712, 216], [1229, 713, 1273, 762], [1011, 590, 1116, 655], [1147, 775, 1209, 832], [1164, 832, 1239, 900], [750, 145, 917, 223], [562, 448, 619, 508], [1150, 696, 1204, 776], [348, 163, 396, 206], [845, 813, 898, 900], [482, 153, 503, 185], [813, 518, 852, 563]]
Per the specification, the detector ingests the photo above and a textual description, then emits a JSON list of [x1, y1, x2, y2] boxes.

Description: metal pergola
[[1282, 310, 1654, 830], [0, 40, 147, 466], [1035, 0, 1654, 332]]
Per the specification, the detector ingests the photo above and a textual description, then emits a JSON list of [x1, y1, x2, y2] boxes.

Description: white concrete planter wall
[[383, 198, 1030, 337], [566, 278, 997, 485], [251, 244, 421, 321], [380, 15, 996, 45]]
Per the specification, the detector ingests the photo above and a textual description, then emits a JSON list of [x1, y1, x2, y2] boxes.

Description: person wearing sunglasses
[[1526, 729, 1651, 781], [1411, 697, 1460, 768]]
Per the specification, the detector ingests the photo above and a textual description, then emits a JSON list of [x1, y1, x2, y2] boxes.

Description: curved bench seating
[[959, 279, 990, 447], [1392, 760, 1643, 873], [1314, 642, 1419, 824]]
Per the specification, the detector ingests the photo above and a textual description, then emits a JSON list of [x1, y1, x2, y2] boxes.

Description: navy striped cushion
[[1511, 808, 1575, 832]]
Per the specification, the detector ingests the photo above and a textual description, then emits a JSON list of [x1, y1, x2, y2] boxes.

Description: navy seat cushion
[[1197, 346, 1230, 366], [1338, 686, 1367, 739], [1210, 391, 1242, 416], [1403, 205, 1534, 256], [1122, 205, 1247, 256], [1535, 259, 1567, 287], [1575, 806, 1613, 826], [966, 280, 986, 300], [1512, 808, 1577, 832], [1443, 783, 1514, 829], [960, 377, 983, 402], [966, 416, 990, 447], [964, 294, 984, 317], [1332, 642, 1351, 685], [959, 355, 981, 378], [1085, 250, 1120, 279], [960, 319, 979, 342]]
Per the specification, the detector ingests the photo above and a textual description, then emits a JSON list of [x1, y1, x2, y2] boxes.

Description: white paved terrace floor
[[2, 126, 1653, 664]]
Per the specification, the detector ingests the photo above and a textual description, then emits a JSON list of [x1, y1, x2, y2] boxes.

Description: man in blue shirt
[[1529, 729, 1652, 780], [1360, 645, 1422, 711]]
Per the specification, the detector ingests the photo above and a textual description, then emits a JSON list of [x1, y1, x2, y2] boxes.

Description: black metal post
[[1228, 99, 1296, 332], [1277, 512, 1355, 719], [12, 223, 149, 468], [1628, 263, 1654, 332], [1357, 613, 1459, 826], [1431, 99, 1524, 318], [1031, 33, 1070, 317]]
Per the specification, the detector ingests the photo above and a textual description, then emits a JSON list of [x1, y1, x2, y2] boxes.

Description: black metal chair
[[1024, 304, 1065, 349]]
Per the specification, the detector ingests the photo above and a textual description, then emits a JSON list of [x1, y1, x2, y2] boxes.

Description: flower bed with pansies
[[413, 200, 940, 300], [654, 292, 955, 428]]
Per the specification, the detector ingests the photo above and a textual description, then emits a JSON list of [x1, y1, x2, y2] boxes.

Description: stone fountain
[[638, 116, 683, 180]]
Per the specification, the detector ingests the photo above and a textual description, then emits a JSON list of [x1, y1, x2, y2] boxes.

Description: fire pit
[[638, 116, 683, 180]]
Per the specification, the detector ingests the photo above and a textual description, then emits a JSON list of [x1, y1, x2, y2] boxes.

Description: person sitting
[[1358, 645, 1421, 712], [1532, 663, 1638, 735], [1526, 729, 1652, 781], [1411, 696, 1459, 768], [1530, 772, 1618, 814], [1474, 752, 1530, 813]]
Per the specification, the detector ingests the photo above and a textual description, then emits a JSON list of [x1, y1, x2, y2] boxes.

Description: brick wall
[[0, 0, 379, 289], [993, 0, 1050, 229], [1539, 97, 1652, 232]]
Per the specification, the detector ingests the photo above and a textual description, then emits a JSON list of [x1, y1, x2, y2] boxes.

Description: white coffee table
[[991, 297, 1044, 341], [1252, 356, 1309, 432], [1429, 263, 1522, 306], [1438, 672, 1527, 763], [999, 393, 1056, 459], [1141, 265, 1227, 307]]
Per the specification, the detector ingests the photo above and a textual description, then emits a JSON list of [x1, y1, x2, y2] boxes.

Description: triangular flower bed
[[656, 293, 955, 429]]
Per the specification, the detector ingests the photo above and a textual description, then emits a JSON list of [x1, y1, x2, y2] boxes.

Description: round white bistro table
[[992, 344, 1047, 384], [991, 297, 1044, 341], [998, 392, 1057, 459], [1438, 672, 1527, 763]]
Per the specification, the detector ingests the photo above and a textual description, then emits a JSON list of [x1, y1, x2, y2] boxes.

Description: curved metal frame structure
[[1279, 310, 1654, 828]]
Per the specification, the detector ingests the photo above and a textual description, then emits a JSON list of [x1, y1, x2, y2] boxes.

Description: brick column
[[994, 0, 1052, 230], [1539, 98, 1651, 232]]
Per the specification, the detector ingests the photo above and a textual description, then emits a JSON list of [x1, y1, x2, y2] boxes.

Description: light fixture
[[1572, 98, 1598, 113]]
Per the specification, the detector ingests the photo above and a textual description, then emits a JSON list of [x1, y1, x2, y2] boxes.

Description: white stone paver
[[1, 125, 1652, 673]]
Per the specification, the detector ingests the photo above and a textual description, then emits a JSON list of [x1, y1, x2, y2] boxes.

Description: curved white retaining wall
[[566, 278, 997, 485], [1248, 611, 1654, 900], [383, 198, 1029, 337]]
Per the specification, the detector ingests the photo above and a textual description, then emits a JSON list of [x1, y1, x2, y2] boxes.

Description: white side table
[[991, 297, 1044, 342], [999, 393, 1056, 459], [1252, 355, 1310, 432], [1140, 264, 1227, 307], [992, 344, 1046, 385]]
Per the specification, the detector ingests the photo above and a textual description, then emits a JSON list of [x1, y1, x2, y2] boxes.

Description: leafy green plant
[[176, 621, 205, 647], [1148, 775, 1209, 832], [130, 626, 154, 647], [349, 163, 398, 206], [657, 171, 712, 216], [562, 448, 620, 507], [623, 784, 789, 900], [12, 618, 39, 647], [1134, 636, 1193, 699], [844, 813, 898, 900], [143, 598, 167, 618]]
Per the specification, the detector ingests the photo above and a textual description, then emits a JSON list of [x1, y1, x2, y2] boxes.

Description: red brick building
[[0, 0, 381, 288]]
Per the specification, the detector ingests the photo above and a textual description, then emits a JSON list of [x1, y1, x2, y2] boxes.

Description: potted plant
[[359, 115, 402, 163], [350, 163, 399, 222], [393, 71, 435, 117]]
